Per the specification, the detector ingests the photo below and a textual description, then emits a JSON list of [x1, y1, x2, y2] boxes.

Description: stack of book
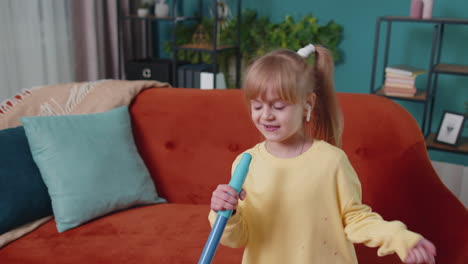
[[382, 65, 427, 97], [177, 63, 226, 89]]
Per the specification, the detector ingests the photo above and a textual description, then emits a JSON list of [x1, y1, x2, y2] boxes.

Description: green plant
[[164, 18, 214, 64], [165, 9, 343, 87], [166, 9, 343, 63]]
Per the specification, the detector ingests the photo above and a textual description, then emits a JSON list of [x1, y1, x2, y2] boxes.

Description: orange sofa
[[1, 88, 466, 263]]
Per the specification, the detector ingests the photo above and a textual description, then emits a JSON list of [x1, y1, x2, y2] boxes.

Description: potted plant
[[166, 9, 344, 88], [137, 0, 153, 17]]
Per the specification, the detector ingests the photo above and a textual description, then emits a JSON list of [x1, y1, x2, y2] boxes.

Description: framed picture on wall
[[435, 111, 466, 146]]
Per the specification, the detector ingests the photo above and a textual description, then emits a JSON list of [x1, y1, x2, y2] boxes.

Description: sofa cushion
[[0, 204, 243, 263], [0, 126, 52, 234], [20, 106, 166, 233]]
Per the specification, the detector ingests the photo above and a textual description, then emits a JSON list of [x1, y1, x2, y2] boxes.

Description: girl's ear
[[305, 93, 317, 112], [303, 93, 316, 122], [303, 93, 317, 122]]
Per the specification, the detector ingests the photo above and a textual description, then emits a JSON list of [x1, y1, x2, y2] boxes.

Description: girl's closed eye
[[273, 102, 287, 110], [251, 101, 263, 110], [252, 105, 263, 111]]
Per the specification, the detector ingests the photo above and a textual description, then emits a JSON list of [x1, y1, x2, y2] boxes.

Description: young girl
[[209, 44, 437, 263]]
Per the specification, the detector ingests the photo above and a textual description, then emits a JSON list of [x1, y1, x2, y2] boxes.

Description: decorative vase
[[137, 8, 149, 17], [410, 0, 423, 19], [422, 0, 434, 19], [155, 0, 169, 18]]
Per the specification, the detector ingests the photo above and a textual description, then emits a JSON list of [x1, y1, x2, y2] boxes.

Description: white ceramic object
[[422, 0, 434, 19], [137, 8, 149, 17], [155, 0, 169, 18]]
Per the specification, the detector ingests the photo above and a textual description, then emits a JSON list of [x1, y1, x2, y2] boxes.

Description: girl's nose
[[261, 107, 274, 120]]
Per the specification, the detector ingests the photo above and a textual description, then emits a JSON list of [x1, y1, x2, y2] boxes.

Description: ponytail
[[310, 46, 343, 148]]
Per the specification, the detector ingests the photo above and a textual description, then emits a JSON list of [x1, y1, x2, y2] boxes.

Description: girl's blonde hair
[[243, 46, 343, 147]]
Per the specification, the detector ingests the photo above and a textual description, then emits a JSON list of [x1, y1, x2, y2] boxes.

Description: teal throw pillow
[[21, 106, 166, 232]]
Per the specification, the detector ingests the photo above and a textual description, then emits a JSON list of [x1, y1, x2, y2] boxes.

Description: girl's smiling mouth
[[264, 125, 280, 132]]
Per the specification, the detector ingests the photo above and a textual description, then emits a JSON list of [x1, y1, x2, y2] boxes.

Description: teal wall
[[245, 0, 468, 166], [159, 0, 468, 165]]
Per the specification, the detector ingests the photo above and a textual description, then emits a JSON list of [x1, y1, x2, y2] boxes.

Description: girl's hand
[[404, 238, 436, 264], [211, 184, 246, 212]]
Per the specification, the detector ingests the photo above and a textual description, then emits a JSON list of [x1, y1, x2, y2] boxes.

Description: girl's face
[[250, 89, 305, 145]]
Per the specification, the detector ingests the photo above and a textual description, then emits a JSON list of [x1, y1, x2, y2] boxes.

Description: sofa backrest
[[131, 88, 429, 205], [131, 88, 260, 204]]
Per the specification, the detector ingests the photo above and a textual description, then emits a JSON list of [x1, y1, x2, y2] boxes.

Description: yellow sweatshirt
[[209, 140, 421, 264]]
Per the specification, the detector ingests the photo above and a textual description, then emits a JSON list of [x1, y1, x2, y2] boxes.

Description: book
[[385, 77, 416, 85], [179, 64, 218, 88], [383, 82, 416, 89], [200, 71, 226, 89], [192, 64, 212, 88], [382, 85, 417, 97], [385, 65, 427, 77], [177, 64, 190, 87], [383, 86, 417, 94], [383, 91, 417, 97], [184, 64, 196, 88], [385, 73, 417, 80]]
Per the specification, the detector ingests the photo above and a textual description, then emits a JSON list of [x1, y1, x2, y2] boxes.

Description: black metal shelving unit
[[117, 0, 242, 89], [370, 16, 468, 154]]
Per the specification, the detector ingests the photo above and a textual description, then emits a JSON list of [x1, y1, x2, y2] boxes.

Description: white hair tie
[[297, 44, 316, 58]]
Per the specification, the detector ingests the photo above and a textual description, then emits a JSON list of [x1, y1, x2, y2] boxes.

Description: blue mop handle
[[198, 153, 252, 264]]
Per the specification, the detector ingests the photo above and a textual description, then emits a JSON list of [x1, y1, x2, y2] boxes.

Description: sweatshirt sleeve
[[207, 154, 249, 248], [336, 152, 422, 261], [208, 204, 249, 248]]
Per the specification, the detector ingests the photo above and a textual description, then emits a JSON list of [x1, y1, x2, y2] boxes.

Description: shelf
[[376, 88, 427, 102], [426, 133, 468, 154], [380, 16, 468, 25], [117, 0, 242, 88], [371, 16, 468, 145], [434, 64, 468, 76], [123, 15, 198, 22], [176, 44, 237, 52]]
